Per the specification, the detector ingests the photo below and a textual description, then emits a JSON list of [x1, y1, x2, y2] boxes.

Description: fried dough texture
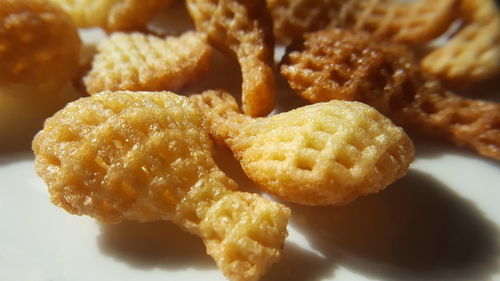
[[0, 0, 81, 95], [32, 91, 290, 281], [186, 0, 276, 117], [267, 0, 458, 44], [47, 0, 173, 32], [281, 28, 500, 159], [191, 90, 414, 205], [84, 31, 212, 94], [421, 0, 500, 84]]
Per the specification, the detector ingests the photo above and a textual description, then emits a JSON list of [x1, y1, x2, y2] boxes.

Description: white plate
[[1, 2, 499, 281]]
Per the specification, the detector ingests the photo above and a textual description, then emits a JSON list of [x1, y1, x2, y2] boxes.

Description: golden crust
[[32, 91, 290, 281], [191, 90, 415, 205], [0, 0, 81, 95], [186, 0, 275, 117], [280, 28, 500, 160], [84, 31, 212, 94], [47, 0, 173, 32]]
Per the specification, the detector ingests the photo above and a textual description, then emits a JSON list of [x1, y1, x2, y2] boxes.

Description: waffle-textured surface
[[47, 0, 173, 31], [280, 28, 500, 160], [421, 0, 500, 84], [186, 0, 276, 117], [84, 32, 212, 94], [32, 91, 290, 281], [0, 0, 80, 94], [191, 90, 414, 205]]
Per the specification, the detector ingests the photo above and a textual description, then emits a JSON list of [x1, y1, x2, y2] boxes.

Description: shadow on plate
[[291, 169, 500, 281]]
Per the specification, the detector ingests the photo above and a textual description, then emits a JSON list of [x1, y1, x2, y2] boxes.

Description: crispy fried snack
[[32, 91, 290, 281], [47, 0, 173, 32], [84, 32, 212, 94], [421, 0, 500, 84], [268, 0, 458, 44], [0, 0, 81, 95], [281, 28, 500, 159], [191, 90, 414, 205], [186, 0, 276, 117]]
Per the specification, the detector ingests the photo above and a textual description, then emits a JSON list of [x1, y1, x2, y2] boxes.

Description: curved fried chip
[[186, 0, 275, 117], [0, 0, 81, 95], [281, 28, 500, 160], [421, 0, 500, 84], [32, 91, 290, 281], [84, 31, 212, 94], [191, 90, 414, 206], [47, 0, 173, 32]]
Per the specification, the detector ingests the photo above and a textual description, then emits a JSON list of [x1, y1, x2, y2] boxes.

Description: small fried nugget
[[421, 0, 500, 84], [191, 90, 415, 206], [186, 0, 276, 117], [84, 32, 212, 94], [32, 91, 290, 281], [0, 0, 81, 95], [280, 28, 500, 160], [47, 0, 173, 32]]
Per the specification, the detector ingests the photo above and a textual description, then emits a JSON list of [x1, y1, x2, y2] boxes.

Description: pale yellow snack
[[32, 91, 290, 281], [191, 90, 415, 206], [186, 0, 276, 117], [0, 0, 81, 95], [47, 0, 173, 32], [421, 0, 500, 84], [84, 32, 212, 94]]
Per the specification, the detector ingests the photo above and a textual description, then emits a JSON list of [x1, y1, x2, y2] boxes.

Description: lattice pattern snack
[[281, 28, 500, 160], [0, 0, 81, 95], [47, 0, 173, 32], [84, 31, 212, 94], [186, 0, 276, 117], [32, 91, 290, 281], [421, 0, 500, 84], [191, 90, 414, 206]]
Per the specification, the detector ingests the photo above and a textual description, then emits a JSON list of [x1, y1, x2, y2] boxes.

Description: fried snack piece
[[268, 0, 458, 44], [281, 28, 500, 159], [84, 32, 212, 94], [421, 0, 500, 84], [0, 0, 81, 95], [47, 0, 173, 32], [191, 90, 414, 205], [186, 0, 275, 117], [32, 91, 290, 281]]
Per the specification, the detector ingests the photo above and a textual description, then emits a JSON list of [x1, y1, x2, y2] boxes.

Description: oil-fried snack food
[[47, 0, 173, 32], [268, 0, 458, 44], [32, 91, 290, 281], [280, 28, 500, 159], [421, 0, 500, 84], [84, 32, 212, 94], [186, 0, 276, 117], [191, 90, 414, 206], [0, 0, 81, 95]]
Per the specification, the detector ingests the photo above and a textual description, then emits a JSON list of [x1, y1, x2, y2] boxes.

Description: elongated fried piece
[[268, 0, 458, 44], [47, 0, 173, 32], [84, 31, 212, 94], [186, 0, 275, 117], [0, 0, 81, 95], [191, 90, 414, 206], [421, 0, 500, 84], [281, 28, 500, 159], [33, 91, 290, 281]]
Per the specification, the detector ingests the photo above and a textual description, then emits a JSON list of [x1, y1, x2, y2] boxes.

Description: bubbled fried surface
[[32, 91, 290, 281], [47, 0, 173, 31], [280, 28, 500, 160], [186, 0, 276, 117], [191, 90, 414, 205], [84, 32, 212, 94], [0, 0, 80, 94]]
